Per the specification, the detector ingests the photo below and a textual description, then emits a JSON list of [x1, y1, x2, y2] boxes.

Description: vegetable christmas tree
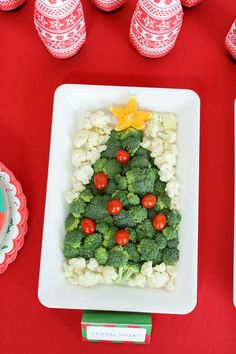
[[63, 97, 181, 286]]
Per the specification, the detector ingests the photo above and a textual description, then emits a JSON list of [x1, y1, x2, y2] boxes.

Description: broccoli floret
[[123, 242, 140, 262], [115, 175, 127, 190], [81, 233, 103, 258], [111, 190, 129, 207], [113, 206, 147, 228], [167, 238, 179, 248], [116, 262, 140, 283], [63, 229, 84, 259], [103, 159, 122, 178], [96, 223, 110, 234], [126, 168, 156, 196], [163, 247, 179, 265], [65, 213, 80, 232], [69, 198, 86, 218], [153, 249, 164, 265], [137, 239, 159, 261], [105, 180, 117, 195], [135, 147, 151, 160], [162, 226, 178, 240], [117, 128, 143, 156], [95, 246, 108, 265], [155, 232, 167, 249], [102, 238, 116, 250], [147, 208, 156, 219], [156, 192, 171, 210], [167, 210, 181, 229], [121, 161, 131, 175], [84, 195, 110, 223], [127, 192, 140, 205], [126, 227, 137, 243], [107, 246, 129, 267], [97, 223, 118, 250], [79, 189, 93, 203], [93, 158, 107, 173], [136, 219, 155, 241], [153, 179, 166, 194], [131, 156, 151, 169], [101, 131, 122, 159]]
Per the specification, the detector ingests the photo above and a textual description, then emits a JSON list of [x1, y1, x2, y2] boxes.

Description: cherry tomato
[[107, 199, 123, 216], [81, 218, 96, 235], [115, 150, 130, 164], [152, 213, 167, 231], [115, 229, 130, 246], [141, 194, 157, 209], [94, 172, 108, 190]]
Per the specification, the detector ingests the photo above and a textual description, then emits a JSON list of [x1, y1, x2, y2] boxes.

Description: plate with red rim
[[0, 162, 28, 274]]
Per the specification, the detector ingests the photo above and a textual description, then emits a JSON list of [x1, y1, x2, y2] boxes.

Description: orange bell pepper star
[[111, 96, 152, 131]]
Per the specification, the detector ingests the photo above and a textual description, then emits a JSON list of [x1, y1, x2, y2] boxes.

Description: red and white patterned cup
[[225, 19, 236, 60], [181, 0, 202, 7], [129, 0, 183, 58], [90, 0, 127, 12], [0, 0, 26, 11], [34, 0, 86, 59]]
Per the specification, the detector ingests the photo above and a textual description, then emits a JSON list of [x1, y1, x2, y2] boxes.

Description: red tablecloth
[[0, 1, 236, 353]]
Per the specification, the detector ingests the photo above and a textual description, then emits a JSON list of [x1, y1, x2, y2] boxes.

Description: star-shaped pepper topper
[[111, 96, 152, 131]]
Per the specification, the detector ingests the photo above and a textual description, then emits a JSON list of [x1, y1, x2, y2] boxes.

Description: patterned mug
[[0, 0, 26, 11], [225, 19, 236, 60], [181, 0, 202, 7], [90, 0, 127, 12]]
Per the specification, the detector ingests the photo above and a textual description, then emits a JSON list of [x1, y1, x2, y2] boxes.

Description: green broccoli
[[111, 190, 129, 207], [153, 179, 166, 194], [105, 180, 117, 195], [63, 229, 84, 259], [136, 219, 155, 241], [97, 223, 118, 250], [126, 227, 137, 243], [117, 128, 143, 156], [128, 205, 147, 225], [79, 189, 93, 203], [116, 262, 140, 283], [126, 167, 156, 196], [123, 242, 140, 262], [147, 208, 156, 219], [130, 156, 151, 169], [80, 233, 103, 258], [96, 223, 110, 234], [121, 161, 131, 175], [135, 147, 151, 160], [65, 213, 80, 233], [101, 131, 122, 159], [103, 159, 122, 178], [93, 158, 107, 173], [95, 246, 108, 265], [137, 239, 159, 261], [167, 238, 179, 248], [163, 247, 179, 265], [155, 232, 167, 249], [84, 195, 110, 223], [156, 192, 171, 210], [167, 210, 181, 229], [162, 226, 178, 240], [153, 249, 164, 265], [69, 198, 86, 218], [107, 246, 129, 267], [115, 175, 127, 190], [113, 206, 147, 228], [127, 192, 140, 205]]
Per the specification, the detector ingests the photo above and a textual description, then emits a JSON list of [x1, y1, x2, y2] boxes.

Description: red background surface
[[0, 0, 236, 353]]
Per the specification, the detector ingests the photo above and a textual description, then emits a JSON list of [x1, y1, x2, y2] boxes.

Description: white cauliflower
[[78, 269, 102, 287], [128, 274, 146, 288], [146, 272, 169, 288], [68, 257, 86, 271], [74, 164, 94, 185], [87, 258, 99, 271], [159, 164, 175, 182], [102, 266, 118, 285], [141, 261, 153, 278], [72, 149, 87, 167], [165, 177, 180, 198], [153, 262, 166, 273], [160, 113, 177, 131]]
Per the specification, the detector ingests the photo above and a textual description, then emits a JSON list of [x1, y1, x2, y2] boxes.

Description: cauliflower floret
[[87, 258, 99, 271], [97, 145, 107, 153], [154, 152, 176, 167], [166, 265, 178, 278], [72, 149, 87, 167], [62, 261, 74, 278], [68, 257, 86, 271], [165, 177, 180, 198], [85, 150, 101, 164], [150, 139, 164, 157], [89, 111, 111, 128], [128, 274, 146, 288], [87, 131, 100, 149], [153, 262, 166, 273], [65, 190, 78, 204], [140, 138, 152, 150], [158, 131, 176, 144], [81, 118, 92, 130], [144, 119, 160, 138], [78, 269, 102, 287], [146, 272, 169, 288], [102, 266, 118, 285], [159, 164, 175, 182], [160, 113, 177, 131], [165, 277, 176, 292], [170, 196, 180, 210], [73, 181, 85, 192], [74, 164, 94, 185], [141, 261, 153, 278], [98, 135, 109, 145]]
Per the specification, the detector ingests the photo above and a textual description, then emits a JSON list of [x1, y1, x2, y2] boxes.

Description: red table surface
[[0, 0, 236, 353]]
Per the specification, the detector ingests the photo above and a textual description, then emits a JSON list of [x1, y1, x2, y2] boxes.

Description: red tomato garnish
[[115, 150, 130, 164], [152, 213, 167, 231], [115, 229, 130, 246], [107, 199, 123, 216], [81, 218, 96, 235], [141, 194, 157, 209], [94, 172, 108, 190]]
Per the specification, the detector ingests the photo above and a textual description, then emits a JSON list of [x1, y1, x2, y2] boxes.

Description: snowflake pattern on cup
[[129, 0, 183, 58], [90, 0, 127, 12], [0, 0, 26, 11], [225, 19, 236, 60], [181, 0, 202, 7], [34, 0, 86, 59]]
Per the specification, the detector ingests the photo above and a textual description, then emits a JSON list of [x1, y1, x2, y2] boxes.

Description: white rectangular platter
[[38, 84, 200, 314]]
